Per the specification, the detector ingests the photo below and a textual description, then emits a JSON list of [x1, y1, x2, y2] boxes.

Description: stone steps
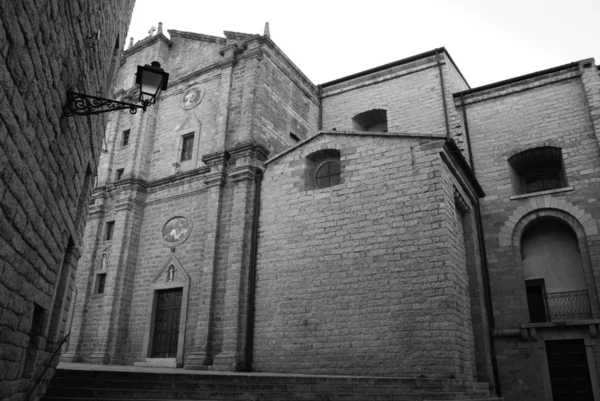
[[41, 367, 502, 401]]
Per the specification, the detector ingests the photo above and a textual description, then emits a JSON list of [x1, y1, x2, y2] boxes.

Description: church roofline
[[123, 33, 173, 58], [453, 61, 579, 98], [265, 131, 443, 165], [320, 47, 469, 89], [168, 29, 228, 44], [264, 131, 484, 197]]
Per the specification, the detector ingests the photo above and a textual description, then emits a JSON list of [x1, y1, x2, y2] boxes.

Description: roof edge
[[454, 62, 579, 98], [320, 47, 446, 88], [265, 131, 443, 165]]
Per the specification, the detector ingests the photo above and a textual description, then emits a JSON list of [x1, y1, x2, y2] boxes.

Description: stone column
[[213, 142, 268, 371], [184, 152, 227, 369]]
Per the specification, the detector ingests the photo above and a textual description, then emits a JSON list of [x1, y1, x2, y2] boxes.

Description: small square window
[[122, 129, 130, 147], [96, 273, 107, 294], [115, 168, 124, 181], [180, 133, 194, 162], [105, 221, 115, 241]]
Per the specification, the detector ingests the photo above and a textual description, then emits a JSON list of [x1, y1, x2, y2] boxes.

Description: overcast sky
[[126, 0, 599, 88]]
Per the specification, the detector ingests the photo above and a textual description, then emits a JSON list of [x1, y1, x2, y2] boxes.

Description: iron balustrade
[[546, 290, 592, 321]]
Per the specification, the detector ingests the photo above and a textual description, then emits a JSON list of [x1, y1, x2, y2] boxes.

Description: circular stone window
[[315, 161, 341, 188]]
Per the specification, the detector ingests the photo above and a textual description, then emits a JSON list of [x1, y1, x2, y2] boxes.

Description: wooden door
[[546, 339, 594, 401], [151, 288, 182, 358]]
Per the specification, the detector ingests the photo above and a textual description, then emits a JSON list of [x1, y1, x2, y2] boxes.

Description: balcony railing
[[546, 290, 592, 321]]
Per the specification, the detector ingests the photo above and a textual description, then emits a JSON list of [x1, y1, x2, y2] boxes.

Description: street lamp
[[64, 61, 169, 116]]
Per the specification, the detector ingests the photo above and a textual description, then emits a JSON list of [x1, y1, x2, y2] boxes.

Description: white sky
[[127, 0, 599, 88]]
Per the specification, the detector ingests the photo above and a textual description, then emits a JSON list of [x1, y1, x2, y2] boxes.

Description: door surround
[[141, 254, 190, 367]]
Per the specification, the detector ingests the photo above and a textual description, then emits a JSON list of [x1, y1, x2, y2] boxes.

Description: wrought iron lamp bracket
[[64, 91, 150, 117]]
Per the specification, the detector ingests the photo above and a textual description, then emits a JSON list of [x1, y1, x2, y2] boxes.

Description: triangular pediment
[[152, 254, 190, 284], [176, 112, 202, 133]]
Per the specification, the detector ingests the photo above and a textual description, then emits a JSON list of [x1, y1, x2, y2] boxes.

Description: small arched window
[[508, 147, 566, 194], [315, 161, 341, 188], [305, 149, 341, 190], [352, 109, 387, 132]]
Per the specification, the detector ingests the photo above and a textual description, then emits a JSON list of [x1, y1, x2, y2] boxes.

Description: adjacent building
[[64, 24, 600, 401], [0, 1, 135, 401]]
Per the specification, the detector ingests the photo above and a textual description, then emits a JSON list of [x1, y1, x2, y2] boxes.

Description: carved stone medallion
[[161, 214, 193, 247], [181, 86, 204, 110]]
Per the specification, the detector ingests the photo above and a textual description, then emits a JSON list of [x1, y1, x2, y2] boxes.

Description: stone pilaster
[[213, 142, 268, 371], [184, 151, 227, 369]]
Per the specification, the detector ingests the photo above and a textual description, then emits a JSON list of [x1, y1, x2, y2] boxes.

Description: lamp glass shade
[[136, 62, 169, 105]]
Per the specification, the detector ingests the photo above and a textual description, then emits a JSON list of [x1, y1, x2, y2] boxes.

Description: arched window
[[521, 217, 590, 322], [508, 147, 566, 194], [315, 161, 341, 188], [352, 109, 388, 132], [305, 149, 341, 190]]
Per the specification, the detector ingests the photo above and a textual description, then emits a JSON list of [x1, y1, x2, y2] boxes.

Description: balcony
[[528, 289, 592, 323]]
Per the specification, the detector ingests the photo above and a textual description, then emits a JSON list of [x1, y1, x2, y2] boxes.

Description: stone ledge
[[509, 186, 573, 200]]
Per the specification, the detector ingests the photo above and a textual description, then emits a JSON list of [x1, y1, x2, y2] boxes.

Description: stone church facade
[[63, 26, 600, 401]]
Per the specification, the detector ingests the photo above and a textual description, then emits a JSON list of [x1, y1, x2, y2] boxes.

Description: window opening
[[315, 161, 341, 188], [526, 279, 548, 323], [105, 221, 115, 241], [180, 133, 194, 162], [509, 147, 566, 194], [122, 129, 130, 147], [116, 168, 124, 181], [352, 109, 388, 132], [96, 274, 107, 294], [22, 304, 47, 378]]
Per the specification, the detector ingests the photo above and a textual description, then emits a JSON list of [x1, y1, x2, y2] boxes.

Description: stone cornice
[[148, 167, 210, 189], [228, 166, 262, 183], [202, 150, 229, 167], [454, 65, 580, 106], [227, 142, 269, 162]]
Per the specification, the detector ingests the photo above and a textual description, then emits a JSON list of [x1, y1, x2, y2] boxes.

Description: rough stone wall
[[461, 61, 600, 400], [254, 133, 478, 378], [0, 1, 134, 400], [251, 41, 320, 154]]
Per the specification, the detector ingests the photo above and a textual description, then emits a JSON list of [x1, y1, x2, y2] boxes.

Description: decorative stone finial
[[127, 37, 134, 49], [148, 25, 156, 36], [157, 22, 163, 35], [264, 22, 270, 38]]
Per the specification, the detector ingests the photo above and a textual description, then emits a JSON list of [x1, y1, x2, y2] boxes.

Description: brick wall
[[0, 1, 134, 400], [254, 132, 479, 378], [322, 59, 446, 135]]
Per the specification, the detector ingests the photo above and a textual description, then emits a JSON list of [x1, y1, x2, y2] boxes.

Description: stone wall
[[0, 1, 134, 400], [253, 132, 480, 378]]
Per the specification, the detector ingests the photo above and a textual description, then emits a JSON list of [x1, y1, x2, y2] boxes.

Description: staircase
[[42, 364, 503, 401]]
